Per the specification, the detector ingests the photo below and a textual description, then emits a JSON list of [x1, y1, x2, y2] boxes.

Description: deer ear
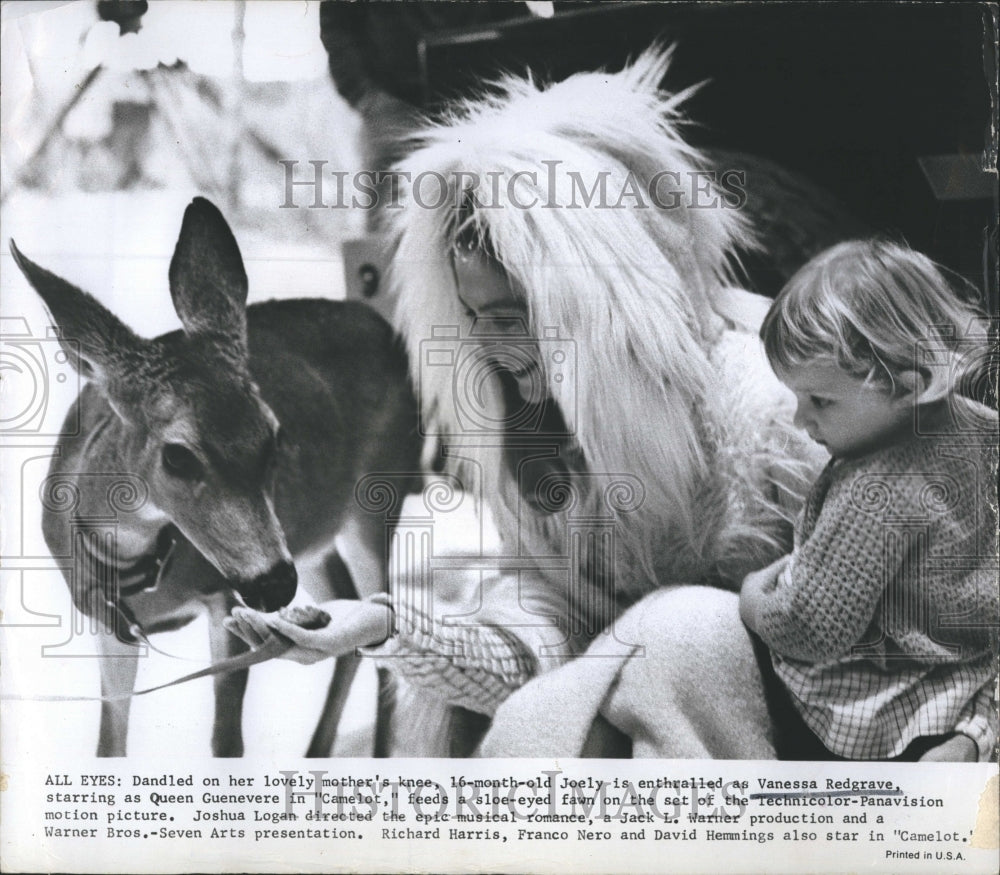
[[168, 197, 248, 348], [9, 240, 142, 385]]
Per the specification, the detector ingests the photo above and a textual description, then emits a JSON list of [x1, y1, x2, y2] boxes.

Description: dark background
[[322, 1, 998, 312]]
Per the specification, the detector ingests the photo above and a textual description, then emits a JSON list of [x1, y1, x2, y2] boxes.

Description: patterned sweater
[[746, 398, 999, 758]]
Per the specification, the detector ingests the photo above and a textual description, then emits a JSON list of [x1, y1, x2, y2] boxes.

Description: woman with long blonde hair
[[231, 49, 824, 756]]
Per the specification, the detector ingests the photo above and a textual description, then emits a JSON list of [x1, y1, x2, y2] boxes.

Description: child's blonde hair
[[760, 238, 988, 400]]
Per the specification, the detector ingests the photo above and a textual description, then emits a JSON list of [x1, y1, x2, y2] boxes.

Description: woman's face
[[451, 242, 545, 405], [451, 234, 583, 499]]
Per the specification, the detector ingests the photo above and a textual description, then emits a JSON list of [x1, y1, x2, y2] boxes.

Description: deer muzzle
[[237, 560, 298, 612]]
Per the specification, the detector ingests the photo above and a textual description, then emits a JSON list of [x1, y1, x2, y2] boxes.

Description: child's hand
[[739, 555, 791, 632], [744, 555, 790, 592], [918, 733, 978, 762], [224, 600, 393, 665]]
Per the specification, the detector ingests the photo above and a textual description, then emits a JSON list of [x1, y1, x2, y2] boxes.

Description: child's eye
[[810, 396, 833, 409]]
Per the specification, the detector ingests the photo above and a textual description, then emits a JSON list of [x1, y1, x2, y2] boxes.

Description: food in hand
[[278, 604, 332, 630]]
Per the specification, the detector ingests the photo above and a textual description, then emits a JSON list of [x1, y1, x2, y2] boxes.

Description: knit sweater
[[363, 591, 537, 715], [752, 400, 998, 666], [746, 398, 999, 758]]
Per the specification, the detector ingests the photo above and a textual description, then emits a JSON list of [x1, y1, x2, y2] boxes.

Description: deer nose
[[240, 561, 297, 612]]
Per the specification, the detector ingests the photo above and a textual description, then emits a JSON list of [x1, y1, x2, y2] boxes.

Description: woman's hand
[[223, 600, 394, 665], [918, 733, 978, 762]]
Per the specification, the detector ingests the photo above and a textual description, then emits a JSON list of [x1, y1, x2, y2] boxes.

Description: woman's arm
[[932, 680, 999, 762], [361, 592, 537, 715], [917, 734, 978, 762], [224, 571, 564, 716]]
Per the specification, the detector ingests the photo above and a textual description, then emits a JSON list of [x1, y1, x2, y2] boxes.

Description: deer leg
[[308, 509, 403, 757], [207, 596, 249, 757], [447, 708, 492, 758], [333, 514, 389, 599], [306, 652, 361, 757], [96, 629, 141, 757], [372, 668, 396, 758], [336, 514, 398, 758], [306, 550, 362, 757]]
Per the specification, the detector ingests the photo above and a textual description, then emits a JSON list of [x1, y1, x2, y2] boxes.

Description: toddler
[[742, 239, 998, 761]]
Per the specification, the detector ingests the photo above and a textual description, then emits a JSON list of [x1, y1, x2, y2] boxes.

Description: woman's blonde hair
[[761, 238, 988, 400], [389, 47, 814, 606]]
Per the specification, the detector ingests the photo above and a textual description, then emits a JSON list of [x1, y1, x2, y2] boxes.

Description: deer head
[[11, 198, 297, 611]]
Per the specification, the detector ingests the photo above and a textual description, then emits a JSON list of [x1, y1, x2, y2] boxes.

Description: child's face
[[776, 361, 913, 457]]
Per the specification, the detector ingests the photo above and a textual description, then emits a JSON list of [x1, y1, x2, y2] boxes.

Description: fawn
[[11, 197, 420, 756]]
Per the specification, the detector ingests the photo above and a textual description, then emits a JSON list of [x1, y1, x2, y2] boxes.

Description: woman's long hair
[[389, 48, 815, 634]]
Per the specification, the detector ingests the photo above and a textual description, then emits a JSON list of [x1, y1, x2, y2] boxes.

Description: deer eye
[[161, 443, 204, 481]]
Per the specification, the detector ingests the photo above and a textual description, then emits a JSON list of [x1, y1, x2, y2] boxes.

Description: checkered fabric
[[363, 593, 536, 715], [775, 655, 997, 759]]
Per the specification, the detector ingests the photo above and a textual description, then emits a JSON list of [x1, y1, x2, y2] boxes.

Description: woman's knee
[[602, 586, 775, 758], [618, 586, 748, 676]]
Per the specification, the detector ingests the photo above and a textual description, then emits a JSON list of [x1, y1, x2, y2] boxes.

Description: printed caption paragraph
[[7, 760, 997, 874]]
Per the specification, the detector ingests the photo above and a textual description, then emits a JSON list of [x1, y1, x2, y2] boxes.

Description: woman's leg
[[600, 586, 778, 758], [481, 585, 779, 758]]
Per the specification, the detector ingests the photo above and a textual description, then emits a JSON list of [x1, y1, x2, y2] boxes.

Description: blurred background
[[4, 2, 997, 312], [315, 0, 997, 310], [2, 0, 362, 318]]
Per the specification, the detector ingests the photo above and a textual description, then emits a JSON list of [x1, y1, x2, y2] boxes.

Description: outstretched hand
[[223, 600, 393, 665]]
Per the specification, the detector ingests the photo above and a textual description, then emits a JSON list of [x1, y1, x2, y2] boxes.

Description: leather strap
[[2, 631, 293, 703]]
